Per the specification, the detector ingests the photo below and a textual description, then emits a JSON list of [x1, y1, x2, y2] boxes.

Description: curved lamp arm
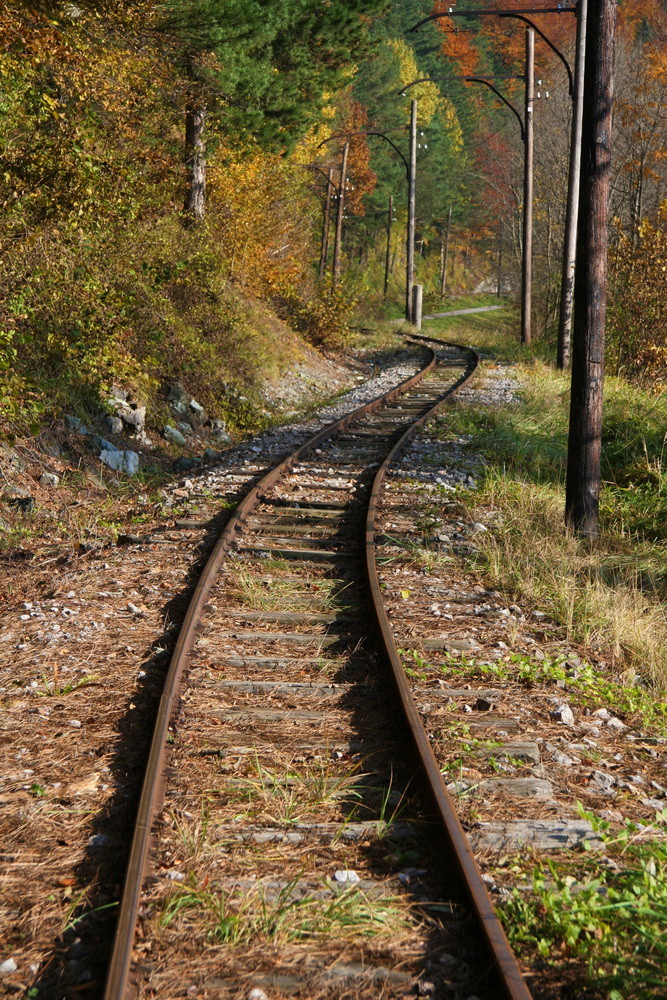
[[399, 76, 450, 94], [464, 77, 525, 141], [499, 12, 573, 94], [399, 73, 523, 95], [318, 130, 410, 182], [409, 6, 577, 32], [366, 132, 410, 182], [305, 163, 340, 194]]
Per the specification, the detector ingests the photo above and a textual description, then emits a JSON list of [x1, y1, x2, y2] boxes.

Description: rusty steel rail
[[103, 349, 436, 1000], [365, 333, 534, 1000]]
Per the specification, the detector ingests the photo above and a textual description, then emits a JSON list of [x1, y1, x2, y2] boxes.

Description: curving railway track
[[103, 339, 533, 1000]]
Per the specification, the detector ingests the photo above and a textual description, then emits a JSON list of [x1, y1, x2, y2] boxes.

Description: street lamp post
[[497, 228, 503, 298], [320, 167, 334, 281], [471, 7, 582, 358], [406, 99, 418, 322], [522, 27, 535, 346], [410, 6, 585, 344], [318, 122, 414, 318], [558, 0, 588, 367], [402, 73, 529, 328], [305, 163, 342, 282], [331, 142, 349, 290], [384, 195, 394, 298], [441, 206, 452, 298]]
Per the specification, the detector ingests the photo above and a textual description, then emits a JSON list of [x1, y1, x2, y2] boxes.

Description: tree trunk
[[184, 101, 207, 224], [565, 0, 617, 539]]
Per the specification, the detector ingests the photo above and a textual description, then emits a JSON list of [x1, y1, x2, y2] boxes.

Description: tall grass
[[425, 314, 667, 693]]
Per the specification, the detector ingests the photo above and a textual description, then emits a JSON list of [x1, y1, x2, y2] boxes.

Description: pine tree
[[160, 0, 388, 220]]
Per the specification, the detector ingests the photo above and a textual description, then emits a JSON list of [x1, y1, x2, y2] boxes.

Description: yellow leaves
[[385, 38, 463, 145], [438, 96, 464, 154], [609, 207, 667, 381], [206, 139, 313, 298], [400, 589, 411, 600], [387, 39, 441, 126]]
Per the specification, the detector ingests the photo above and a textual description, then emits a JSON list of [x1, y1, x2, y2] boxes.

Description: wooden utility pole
[[384, 195, 394, 298], [557, 0, 588, 368], [440, 206, 452, 297], [497, 229, 503, 297], [406, 99, 417, 321], [412, 284, 423, 331], [565, 0, 616, 538], [319, 168, 334, 281], [331, 142, 349, 290], [521, 27, 534, 346]]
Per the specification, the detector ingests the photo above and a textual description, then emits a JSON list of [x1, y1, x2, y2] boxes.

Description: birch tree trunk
[[184, 100, 207, 224]]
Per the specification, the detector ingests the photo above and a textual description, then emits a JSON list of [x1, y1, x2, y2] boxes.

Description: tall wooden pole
[[497, 229, 503, 298], [557, 0, 588, 368], [441, 205, 452, 298], [319, 167, 333, 281], [331, 142, 349, 290], [521, 27, 534, 346], [384, 195, 393, 298], [565, 0, 616, 538], [406, 99, 417, 321]]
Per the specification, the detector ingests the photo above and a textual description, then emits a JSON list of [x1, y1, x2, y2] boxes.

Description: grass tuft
[[423, 310, 667, 693], [160, 875, 409, 946]]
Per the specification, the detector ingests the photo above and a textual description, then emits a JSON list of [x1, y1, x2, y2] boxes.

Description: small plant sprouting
[[37, 665, 98, 697], [498, 805, 667, 997]]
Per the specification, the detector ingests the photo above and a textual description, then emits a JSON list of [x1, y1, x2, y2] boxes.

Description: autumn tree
[[160, 0, 388, 223], [608, 208, 667, 381]]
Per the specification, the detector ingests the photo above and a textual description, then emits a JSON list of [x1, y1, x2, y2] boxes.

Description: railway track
[[103, 339, 533, 1000]]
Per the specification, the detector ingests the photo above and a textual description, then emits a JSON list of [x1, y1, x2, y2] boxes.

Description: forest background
[[0, 0, 666, 432]]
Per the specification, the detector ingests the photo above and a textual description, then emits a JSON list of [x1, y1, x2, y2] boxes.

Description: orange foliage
[[433, 0, 479, 77], [337, 102, 377, 216], [440, 30, 480, 78], [617, 0, 667, 40], [475, 130, 515, 217], [208, 144, 314, 297]]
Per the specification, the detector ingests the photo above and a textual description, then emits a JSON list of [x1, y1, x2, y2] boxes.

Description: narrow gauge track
[[104, 340, 532, 1000]]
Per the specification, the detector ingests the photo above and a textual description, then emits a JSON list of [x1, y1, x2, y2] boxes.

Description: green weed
[[500, 809, 667, 999], [403, 647, 667, 737], [160, 873, 408, 945], [226, 756, 363, 825], [420, 338, 667, 690]]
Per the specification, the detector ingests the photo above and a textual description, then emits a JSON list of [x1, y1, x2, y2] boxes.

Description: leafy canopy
[[160, 0, 389, 148]]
